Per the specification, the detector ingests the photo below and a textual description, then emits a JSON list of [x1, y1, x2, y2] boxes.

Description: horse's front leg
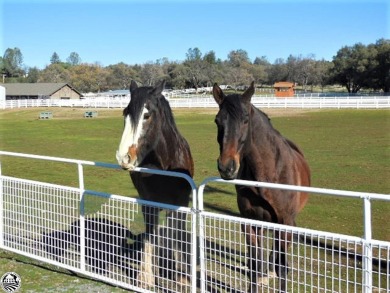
[[137, 205, 159, 289], [273, 229, 292, 293], [242, 224, 266, 293], [164, 210, 191, 290]]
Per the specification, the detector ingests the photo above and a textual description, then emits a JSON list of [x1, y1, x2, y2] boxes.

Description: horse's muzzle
[[217, 158, 238, 180], [116, 146, 137, 170]]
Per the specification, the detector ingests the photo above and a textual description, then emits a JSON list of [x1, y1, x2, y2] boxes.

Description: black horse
[[213, 82, 311, 292], [116, 80, 194, 289]]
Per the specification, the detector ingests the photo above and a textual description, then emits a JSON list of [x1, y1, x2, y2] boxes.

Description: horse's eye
[[143, 112, 150, 120]]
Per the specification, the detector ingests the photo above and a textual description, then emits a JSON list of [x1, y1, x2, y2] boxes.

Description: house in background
[[2, 83, 82, 100], [274, 82, 295, 97]]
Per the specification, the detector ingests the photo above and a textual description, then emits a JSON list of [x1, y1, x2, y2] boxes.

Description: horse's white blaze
[[116, 105, 148, 169]]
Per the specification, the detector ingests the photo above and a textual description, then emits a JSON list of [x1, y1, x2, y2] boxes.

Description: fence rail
[[0, 151, 389, 292], [2, 95, 390, 109]]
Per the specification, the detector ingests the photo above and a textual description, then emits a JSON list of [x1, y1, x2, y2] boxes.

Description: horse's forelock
[[221, 94, 245, 120], [127, 86, 153, 126]]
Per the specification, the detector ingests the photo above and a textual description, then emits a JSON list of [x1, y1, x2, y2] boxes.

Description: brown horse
[[116, 80, 194, 289], [212, 81, 310, 292]]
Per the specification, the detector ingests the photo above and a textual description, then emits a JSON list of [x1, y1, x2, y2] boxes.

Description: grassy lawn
[[0, 107, 389, 291]]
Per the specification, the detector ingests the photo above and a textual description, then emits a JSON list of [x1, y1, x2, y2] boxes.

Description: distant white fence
[[0, 151, 389, 292], [1, 95, 390, 109]]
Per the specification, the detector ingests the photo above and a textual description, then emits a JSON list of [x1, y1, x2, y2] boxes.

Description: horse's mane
[[253, 106, 305, 157], [157, 94, 178, 132]]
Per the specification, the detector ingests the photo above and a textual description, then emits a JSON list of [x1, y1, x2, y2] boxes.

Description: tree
[[225, 50, 253, 86], [224, 64, 253, 89], [183, 47, 207, 89], [202, 51, 223, 86], [254, 56, 270, 66], [267, 58, 288, 85], [186, 47, 202, 62], [3, 47, 24, 77], [50, 52, 61, 64], [156, 57, 175, 87], [39, 63, 70, 83], [371, 39, 390, 92], [171, 63, 188, 89], [227, 49, 251, 68], [26, 67, 40, 83], [312, 59, 333, 91], [66, 52, 81, 66], [139, 61, 164, 86], [296, 54, 316, 92], [203, 51, 218, 65], [286, 55, 299, 83], [331, 43, 376, 93], [69, 63, 109, 92], [106, 62, 137, 89], [252, 56, 270, 86]]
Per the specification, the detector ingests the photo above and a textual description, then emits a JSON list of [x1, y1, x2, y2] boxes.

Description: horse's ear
[[150, 80, 165, 98], [213, 83, 225, 105], [154, 80, 166, 95], [242, 81, 255, 103], [130, 80, 138, 94]]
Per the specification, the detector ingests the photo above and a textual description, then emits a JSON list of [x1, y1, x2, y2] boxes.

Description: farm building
[[274, 82, 295, 97], [2, 83, 82, 100]]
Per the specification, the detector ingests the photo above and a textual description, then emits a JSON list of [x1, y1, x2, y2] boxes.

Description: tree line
[[1, 39, 389, 93]]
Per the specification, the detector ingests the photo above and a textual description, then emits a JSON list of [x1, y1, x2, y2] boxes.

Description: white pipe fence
[[0, 151, 389, 292], [1, 95, 390, 109]]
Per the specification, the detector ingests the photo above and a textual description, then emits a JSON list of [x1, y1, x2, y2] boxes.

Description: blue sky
[[1, 0, 389, 69]]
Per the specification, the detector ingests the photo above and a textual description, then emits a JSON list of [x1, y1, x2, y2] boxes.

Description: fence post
[[77, 163, 86, 272], [362, 195, 373, 293]]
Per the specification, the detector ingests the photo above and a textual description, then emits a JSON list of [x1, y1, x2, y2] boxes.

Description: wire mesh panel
[[1, 176, 80, 268], [81, 193, 195, 292], [1, 176, 195, 292], [372, 241, 390, 293], [199, 211, 389, 293]]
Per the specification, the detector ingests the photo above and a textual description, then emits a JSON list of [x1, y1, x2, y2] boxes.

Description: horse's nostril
[[228, 160, 235, 173], [218, 158, 237, 179]]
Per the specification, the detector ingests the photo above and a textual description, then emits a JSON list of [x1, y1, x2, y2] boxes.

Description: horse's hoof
[[258, 275, 269, 286], [268, 270, 278, 278], [177, 274, 190, 292], [258, 270, 277, 286], [137, 272, 155, 289]]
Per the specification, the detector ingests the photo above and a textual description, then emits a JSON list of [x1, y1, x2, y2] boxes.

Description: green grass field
[[0, 107, 389, 292]]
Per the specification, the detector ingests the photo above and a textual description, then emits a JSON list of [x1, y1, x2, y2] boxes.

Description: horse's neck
[[155, 127, 192, 172], [243, 109, 280, 180]]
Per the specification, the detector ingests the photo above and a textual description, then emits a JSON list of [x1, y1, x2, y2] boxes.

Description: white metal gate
[[0, 151, 389, 292], [197, 178, 390, 293]]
